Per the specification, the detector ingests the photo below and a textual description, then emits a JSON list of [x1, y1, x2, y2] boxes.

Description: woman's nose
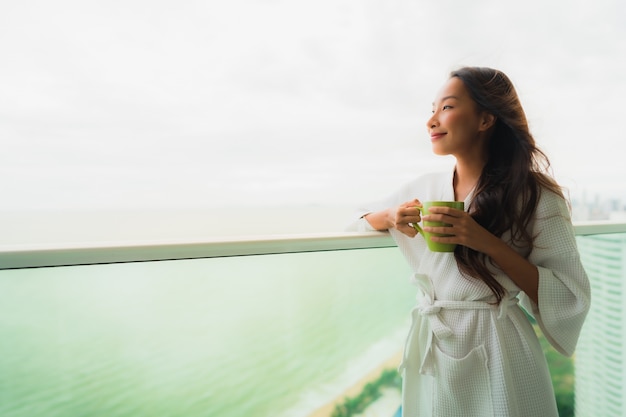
[[427, 114, 439, 130]]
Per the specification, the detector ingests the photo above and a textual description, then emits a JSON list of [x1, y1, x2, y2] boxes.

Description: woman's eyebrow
[[432, 95, 459, 106]]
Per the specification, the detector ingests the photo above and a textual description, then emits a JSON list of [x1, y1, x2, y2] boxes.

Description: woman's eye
[[431, 105, 452, 114]]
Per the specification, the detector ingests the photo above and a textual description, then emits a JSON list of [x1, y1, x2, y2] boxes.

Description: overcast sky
[[1, 0, 624, 210]]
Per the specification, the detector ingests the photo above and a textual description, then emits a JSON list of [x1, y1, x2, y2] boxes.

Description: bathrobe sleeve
[[520, 190, 591, 356], [345, 172, 453, 233], [344, 182, 414, 232]]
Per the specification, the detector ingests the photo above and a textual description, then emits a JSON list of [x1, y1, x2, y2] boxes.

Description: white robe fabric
[[348, 169, 591, 417]]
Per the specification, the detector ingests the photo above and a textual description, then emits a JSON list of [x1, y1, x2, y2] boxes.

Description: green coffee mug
[[412, 201, 465, 252]]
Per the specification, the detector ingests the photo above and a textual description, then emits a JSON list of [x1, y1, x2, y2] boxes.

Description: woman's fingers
[[391, 200, 422, 237]]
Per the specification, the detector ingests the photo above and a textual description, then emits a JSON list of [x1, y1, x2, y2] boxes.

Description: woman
[[350, 67, 590, 416]]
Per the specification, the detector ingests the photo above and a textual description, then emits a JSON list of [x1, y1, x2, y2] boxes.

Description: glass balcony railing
[[1, 221, 625, 417], [575, 230, 626, 417]]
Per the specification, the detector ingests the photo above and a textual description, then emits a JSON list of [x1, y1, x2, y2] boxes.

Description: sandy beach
[[308, 351, 403, 417]]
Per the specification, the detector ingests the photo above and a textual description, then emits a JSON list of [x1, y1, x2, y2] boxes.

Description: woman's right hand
[[364, 199, 422, 237], [391, 199, 422, 237]]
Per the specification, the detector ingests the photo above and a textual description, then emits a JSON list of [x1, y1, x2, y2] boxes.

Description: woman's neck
[[454, 160, 484, 201]]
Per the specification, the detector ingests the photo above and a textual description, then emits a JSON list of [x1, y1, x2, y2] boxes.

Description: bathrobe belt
[[399, 275, 519, 376]]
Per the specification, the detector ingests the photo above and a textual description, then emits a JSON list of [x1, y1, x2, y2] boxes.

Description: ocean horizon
[[0, 205, 361, 248]]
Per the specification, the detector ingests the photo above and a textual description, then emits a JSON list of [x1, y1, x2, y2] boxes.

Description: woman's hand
[[364, 199, 422, 237], [385, 199, 423, 237], [422, 206, 499, 254]]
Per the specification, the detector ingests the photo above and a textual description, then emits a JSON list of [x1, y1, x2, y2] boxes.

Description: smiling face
[[426, 77, 494, 161]]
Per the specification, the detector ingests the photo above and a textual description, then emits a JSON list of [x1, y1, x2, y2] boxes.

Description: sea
[[0, 207, 415, 417]]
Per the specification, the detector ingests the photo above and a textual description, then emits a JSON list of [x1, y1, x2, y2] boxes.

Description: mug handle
[[411, 206, 424, 235]]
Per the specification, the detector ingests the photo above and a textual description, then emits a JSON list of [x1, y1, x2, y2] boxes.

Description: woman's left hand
[[422, 207, 498, 255]]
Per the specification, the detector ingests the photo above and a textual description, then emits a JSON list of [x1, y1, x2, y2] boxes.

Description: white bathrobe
[[349, 169, 591, 417]]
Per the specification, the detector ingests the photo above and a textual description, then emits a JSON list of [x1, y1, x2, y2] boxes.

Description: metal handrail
[[1, 221, 625, 270]]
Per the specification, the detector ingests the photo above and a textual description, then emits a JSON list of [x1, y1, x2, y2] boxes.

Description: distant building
[[575, 233, 626, 416]]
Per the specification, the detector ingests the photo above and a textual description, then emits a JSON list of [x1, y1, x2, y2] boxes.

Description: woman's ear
[[479, 112, 497, 132]]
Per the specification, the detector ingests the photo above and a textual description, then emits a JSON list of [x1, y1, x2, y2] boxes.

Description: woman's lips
[[430, 132, 446, 141]]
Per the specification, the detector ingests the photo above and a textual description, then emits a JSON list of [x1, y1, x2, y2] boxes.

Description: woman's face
[[426, 77, 490, 159]]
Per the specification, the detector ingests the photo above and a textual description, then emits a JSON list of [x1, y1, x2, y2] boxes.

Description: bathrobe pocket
[[433, 344, 493, 417]]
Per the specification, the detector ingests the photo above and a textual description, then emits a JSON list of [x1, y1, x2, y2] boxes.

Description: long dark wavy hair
[[450, 67, 564, 304]]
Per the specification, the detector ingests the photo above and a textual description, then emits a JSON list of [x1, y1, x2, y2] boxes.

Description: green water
[[0, 248, 414, 417]]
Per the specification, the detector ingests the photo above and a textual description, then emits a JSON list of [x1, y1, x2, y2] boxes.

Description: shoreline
[[308, 351, 403, 417]]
